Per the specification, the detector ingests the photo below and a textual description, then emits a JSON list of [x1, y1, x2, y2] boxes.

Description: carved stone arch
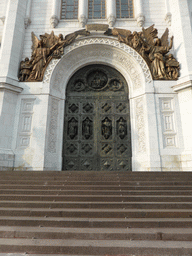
[[46, 37, 153, 99], [44, 36, 159, 172]]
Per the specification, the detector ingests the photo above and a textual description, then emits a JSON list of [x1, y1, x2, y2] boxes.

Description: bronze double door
[[63, 64, 132, 171]]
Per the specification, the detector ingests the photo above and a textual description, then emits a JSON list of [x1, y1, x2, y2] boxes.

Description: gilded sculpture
[[105, 24, 180, 80], [19, 29, 90, 82], [19, 25, 179, 82]]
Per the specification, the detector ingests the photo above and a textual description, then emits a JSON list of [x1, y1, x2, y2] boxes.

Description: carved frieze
[[135, 97, 146, 153], [70, 68, 124, 92], [47, 98, 59, 153]]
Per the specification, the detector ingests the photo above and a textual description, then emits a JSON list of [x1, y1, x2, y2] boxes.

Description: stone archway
[[46, 36, 152, 97], [44, 36, 157, 172]]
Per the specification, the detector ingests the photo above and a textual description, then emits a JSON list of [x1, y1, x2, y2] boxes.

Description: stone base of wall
[[0, 149, 15, 171]]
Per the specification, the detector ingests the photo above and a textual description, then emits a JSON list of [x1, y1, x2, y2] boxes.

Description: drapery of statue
[[19, 29, 90, 82], [19, 25, 180, 82], [105, 25, 180, 80]]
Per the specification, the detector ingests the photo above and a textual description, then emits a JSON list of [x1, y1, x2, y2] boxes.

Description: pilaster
[[78, 0, 88, 27], [134, 0, 145, 27], [25, 0, 32, 28], [50, 0, 61, 28], [0, 0, 27, 86], [164, 0, 171, 26], [106, 0, 116, 27]]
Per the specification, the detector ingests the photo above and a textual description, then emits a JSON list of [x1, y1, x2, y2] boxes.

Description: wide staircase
[[1, 171, 192, 255]]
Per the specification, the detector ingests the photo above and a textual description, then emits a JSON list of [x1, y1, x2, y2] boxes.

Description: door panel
[[63, 65, 132, 171]]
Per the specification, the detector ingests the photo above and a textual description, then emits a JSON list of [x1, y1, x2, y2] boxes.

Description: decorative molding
[[0, 83, 23, 93], [107, 14, 116, 27], [50, 15, 59, 28], [43, 59, 60, 84], [173, 80, 192, 92], [64, 38, 152, 84], [165, 12, 172, 26], [79, 14, 87, 28], [25, 0, 32, 28], [136, 13, 145, 27], [44, 37, 152, 92], [24, 17, 31, 29], [160, 97, 177, 148], [47, 98, 59, 153], [135, 96, 146, 153], [17, 99, 35, 148]]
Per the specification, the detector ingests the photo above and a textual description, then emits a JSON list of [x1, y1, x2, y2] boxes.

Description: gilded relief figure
[[28, 39, 51, 81], [105, 25, 179, 80], [19, 57, 33, 81], [19, 29, 90, 82], [165, 54, 180, 80], [145, 28, 174, 80]]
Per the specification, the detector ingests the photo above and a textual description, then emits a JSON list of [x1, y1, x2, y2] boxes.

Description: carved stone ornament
[[70, 68, 124, 92], [50, 15, 59, 28], [136, 13, 145, 27], [79, 14, 87, 28], [107, 14, 116, 27]]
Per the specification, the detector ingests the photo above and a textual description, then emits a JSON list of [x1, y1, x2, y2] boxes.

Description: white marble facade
[[0, 0, 192, 171]]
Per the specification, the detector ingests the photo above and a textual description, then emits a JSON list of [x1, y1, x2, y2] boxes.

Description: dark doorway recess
[[63, 64, 132, 171]]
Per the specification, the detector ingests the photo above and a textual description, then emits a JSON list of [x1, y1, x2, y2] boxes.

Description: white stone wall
[[0, 0, 7, 48], [188, 0, 192, 29], [22, 0, 169, 59]]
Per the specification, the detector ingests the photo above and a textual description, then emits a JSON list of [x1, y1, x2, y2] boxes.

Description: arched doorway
[[62, 64, 132, 171]]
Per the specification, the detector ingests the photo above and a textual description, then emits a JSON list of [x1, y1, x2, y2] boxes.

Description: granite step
[[1, 217, 192, 228], [1, 208, 192, 218], [1, 184, 192, 190], [2, 189, 192, 196], [1, 226, 192, 241], [0, 238, 192, 255], [2, 200, 192, 209], [1, 171, 192, 254], [1, 194, 192, 202], [1, 180, 192, 186]]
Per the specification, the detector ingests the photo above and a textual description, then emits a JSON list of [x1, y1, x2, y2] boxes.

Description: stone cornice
[[0, 83, 23, 93], [172, 80, 192, 92]]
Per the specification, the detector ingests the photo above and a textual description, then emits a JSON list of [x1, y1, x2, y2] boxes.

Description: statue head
[[58, 34, 63, 40], [38, 40, 44, 48], [25, 57, 29, 62], [155, 39, 161, 46]]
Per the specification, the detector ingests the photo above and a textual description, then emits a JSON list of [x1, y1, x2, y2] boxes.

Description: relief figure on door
[[102, 117, 112, 140]]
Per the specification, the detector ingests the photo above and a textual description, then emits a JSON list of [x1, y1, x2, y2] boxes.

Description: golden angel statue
[[20, 29, 90, 82], [142, 26, 174, 79]]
